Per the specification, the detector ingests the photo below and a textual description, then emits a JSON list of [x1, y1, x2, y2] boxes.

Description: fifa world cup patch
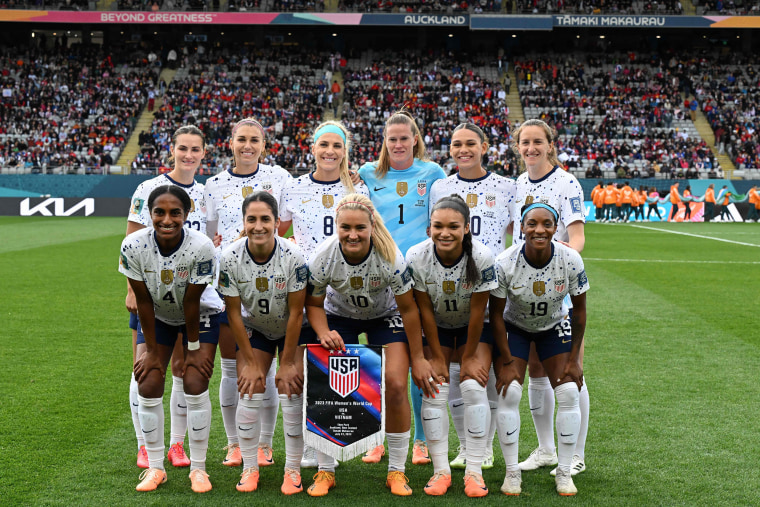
[[130, 198, 144, 215], [219, 271, 230, 288], [120, 253, 129, 269]]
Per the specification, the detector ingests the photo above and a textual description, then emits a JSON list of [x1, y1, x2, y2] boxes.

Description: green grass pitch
[[1, 217, 759, 506]]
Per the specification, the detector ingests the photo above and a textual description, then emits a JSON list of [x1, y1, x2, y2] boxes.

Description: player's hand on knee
[[561, 359, 583, 390], [238, 362, 266, 398], [134, 350, 164, 383], [186, 348, 214, 379], [412, 358, 440, 399], [495, 360, 520, 396], [276, 363, 304, 398], [460, 356, 489, 387]]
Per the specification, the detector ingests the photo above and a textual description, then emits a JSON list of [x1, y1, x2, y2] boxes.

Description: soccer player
[[205, 118, 292, 468], [126, 125, 209, 472], [217, 192, 308, 495], [406, 195, 499, 497], [491, 202, 589, 497], [429, 122, 515, 471], [509, 119, 588, 477], [120, 185, 224, 493], [305, 194, 441, 497], [358, 110, 446, 466]]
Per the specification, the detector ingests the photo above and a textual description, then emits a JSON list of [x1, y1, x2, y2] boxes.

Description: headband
[[231, 119, 265, 137], [432, 197, 469, 218], [313, 124, 347, 144], [521, 202, 559, 223], [336, 201, 374, 217]]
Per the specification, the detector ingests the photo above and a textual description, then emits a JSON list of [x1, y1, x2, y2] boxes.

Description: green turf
[[1, 218, 759, 505]]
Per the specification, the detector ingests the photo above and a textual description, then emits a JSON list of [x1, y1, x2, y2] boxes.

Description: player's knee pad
[[219, 377, 238, 407], [236, 395, 263, 440], [138, 401, 161, 444], [497, 382, 522, 445], [189, 409, 211, 442], [465, 404, 488, 438], [261, 391, 278, 408], [555, 383, 580, 444]]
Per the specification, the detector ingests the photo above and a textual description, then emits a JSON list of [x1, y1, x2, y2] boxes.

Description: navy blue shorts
[[129, 313, 139, 330], [299, 314, 408, 346], [423, 322, 493, 349], [236, 327, 286, 356], [494, 318, 572, 362], [136, 313, 221, 347]]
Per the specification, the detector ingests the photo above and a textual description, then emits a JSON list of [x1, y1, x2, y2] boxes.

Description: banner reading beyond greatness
[[303, 344, 384, 461]]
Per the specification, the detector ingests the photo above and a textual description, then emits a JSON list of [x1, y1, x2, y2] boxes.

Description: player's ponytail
[[335, 193, 397, 264], [431, 194, 479, 286]]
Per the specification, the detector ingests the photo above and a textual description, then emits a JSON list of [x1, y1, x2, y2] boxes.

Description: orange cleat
[[189, 469, 212, 493], [464, 471, 489, 498], [307, 471, 336, 497], [167, 442, 190, 467], [386, 471, 413, 496], [423, 472, 451, 496], [281, 467, 303, 495], [258, 444, 274, 467], [362, 444, 385, 464], [236, 467, 260, 493], [136, 468, 167, 492], [137, 446, 149, 469], [223, 443, 242, 467], [412, 440, 431, 465]]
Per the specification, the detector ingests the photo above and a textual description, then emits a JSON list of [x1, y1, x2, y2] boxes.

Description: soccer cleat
[[189, 469, 212, 493], [137, 446, 149, 469], [482, 450, 494, 470], [362, 444, 385, 464], [301, 445, 318, 468], [501, 470, 522, 496], [223, 443, 242, 466], [412, 439, 431, 465], [386, 471, 412, 496], [463, 471, 488, 498], [236, 467, 260, 492], [423, 472, 451, 496], [167, 442, 191, 467], [449, 445, 466, 469], [307, 471, 335, 497], [555, 467, 578, 496], [136, 468, 167, 492], [551, 455, 586, 477], [518, 447, 557, 471], [281, 467, 303, 495], [258, 444, 274, 466]]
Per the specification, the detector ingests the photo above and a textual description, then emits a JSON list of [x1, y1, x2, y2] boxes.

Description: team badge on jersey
[[350, 276, 364, 290], [369, 274, 382, 288], [242, 186, 254, 198], [466, 194, 478, 208], [533, 281, 546, 296], [131, 199, 144, 215], [262, 182, 273, 194], [176, 266, 189, 280], [570, 197, 582, 213], [525, 195, 534, 205], [256, 277, 269, 292], [554, 280, 566, 293], [442, 281, 456, 294], [161, 269, 174, 285], [189, 200, 195, 213], [329, 355, 360, 398], [322, 195, 334, 208], [197, 260, 213, 276], [485, 194, 496, 208], [417, 181, 427, 196], [275, 276, 286, 290], [396, 182, 408, 197]]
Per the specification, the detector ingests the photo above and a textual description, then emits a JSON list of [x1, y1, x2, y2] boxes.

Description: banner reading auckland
[[303, 344, 384, 461]]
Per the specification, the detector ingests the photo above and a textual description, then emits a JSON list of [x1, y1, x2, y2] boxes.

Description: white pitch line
[[585, 258, 760, 265], [629, 224, 760, 248]]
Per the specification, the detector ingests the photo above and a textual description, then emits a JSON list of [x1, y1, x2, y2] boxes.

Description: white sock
[[316, 451, 336, 473], [486, 367, 498, 455], [220, 358, 239, 445], [280, 394, 304, 471], [386, 431, 410, 473], [496, 380, 522, 472], [129, 373, 144, 449], [260, 360, 279, 447], [236, 394, 264, 470], [138, 395, 165, 470], [528, 376, 556, 454], [169, 376, 187, 446], [448, 362, 465, 451], [460, 379, 490, 475], [185, 390, 211, 471], [422, 383, 450, 474], [555, 383, 581, 473], [577, 382, 589, 459]]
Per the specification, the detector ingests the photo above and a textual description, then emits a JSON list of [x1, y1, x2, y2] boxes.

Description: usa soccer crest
[[242, 186, 254, 198], [262, 182, 273, 194], [256, 277, 269, 292], [329, 355, 360, 398], [533, 281, 546, 296], [485, 194, 496, 208], [322, 195, 334, 208], [417, 181, 427, 196], [554, 280, 566, 293], [369, 274, 382, 288], [442, 281, 456, 294], [176, 266, 189, 280], [275, 276, 286, 290], [350, 276, 364, 290], [466, 194, 478, 208], [396, 182, 408, 197], [161, 269, 174, 285]]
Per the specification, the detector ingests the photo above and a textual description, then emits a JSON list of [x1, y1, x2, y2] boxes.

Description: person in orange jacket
[[747, 185, 759, 222], [718, 186, 733, 221], [590, 180, 604, 222], [603, 182, 618, 222], [632, 185, 646, 222], [620, 182, 634, 222], [669, 182, 681, 221], [704, 183, 716, 222]]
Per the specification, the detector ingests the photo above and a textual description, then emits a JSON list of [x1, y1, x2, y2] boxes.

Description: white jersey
[[128, 174, 207, 233], [280, 174, 370, 259], [406, 238, 497, 329], [511, 166, 585, 245], [429, 172, 516, 256], [119, 228, 224, 326], [205, 165, 292, 249], [217, 236, 308, 340], [308, 236, 413, 319], [492, 242, 589, 332]]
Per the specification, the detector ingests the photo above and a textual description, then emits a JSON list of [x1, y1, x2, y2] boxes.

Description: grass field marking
[[629, 224, 760, 248], [586, 257, 760, 265]]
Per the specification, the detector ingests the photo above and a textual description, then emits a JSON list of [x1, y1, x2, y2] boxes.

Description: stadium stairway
[[117, 67, 178, 173], [325, 0, 339, 11], [324, 71, 344, 121], [504, 67, 524, 125], [692, 100, 736, 178]]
